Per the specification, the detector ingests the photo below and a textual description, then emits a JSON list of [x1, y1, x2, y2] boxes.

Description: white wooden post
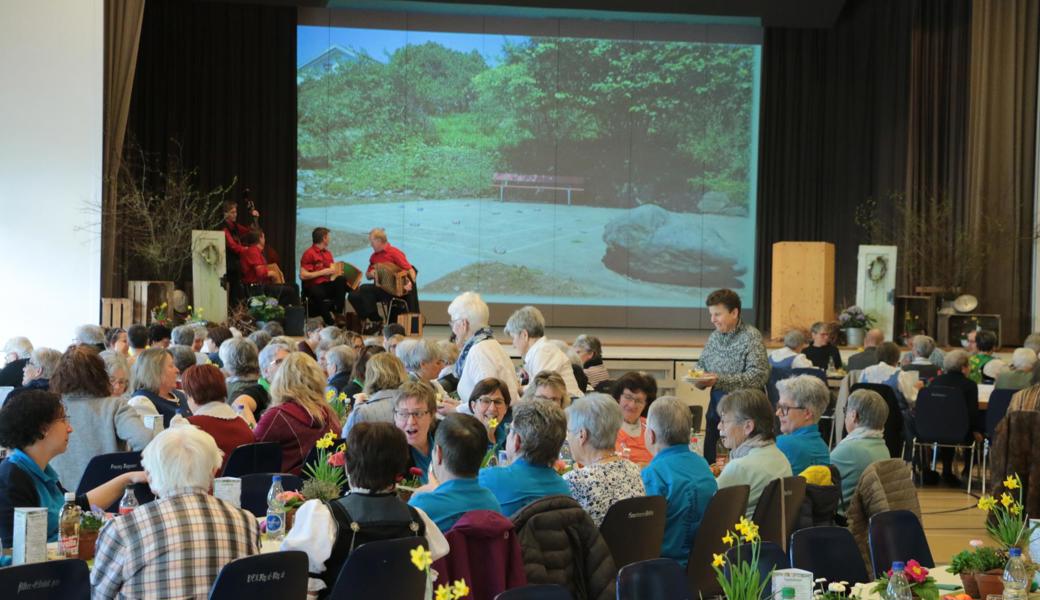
[[192, 230, 227, 323]]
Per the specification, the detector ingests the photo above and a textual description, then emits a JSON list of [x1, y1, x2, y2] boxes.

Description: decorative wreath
[[197, 242, 222, 267], [867, 255, 888, 284]]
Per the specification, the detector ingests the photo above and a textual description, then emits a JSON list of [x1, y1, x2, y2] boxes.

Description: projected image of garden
[[297, 26, 760, 308]]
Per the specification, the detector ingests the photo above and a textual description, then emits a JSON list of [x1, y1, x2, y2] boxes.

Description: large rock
[[698, 191, 731, 213], [601, 204, 747, 288]]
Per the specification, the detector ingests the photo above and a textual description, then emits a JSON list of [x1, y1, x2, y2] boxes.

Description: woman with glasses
[[715, 388, 792, 517], [610, 371, 658, 466], [0, 389, 147, 548], [468, 377, 513, 455], [520, 370, 569, 408], [774, 375, 832, 474], [100, 350, 131, 397], [393, 381, 438, 484], [49, 345, 154, 490]]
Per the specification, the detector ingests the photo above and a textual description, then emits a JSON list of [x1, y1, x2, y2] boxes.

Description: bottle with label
[[885, 562, 912, 600], [1003, 547, 1029, 600], [58, 492, 82, 559], [266, 476, 286, 540], [119, 487, 138, 515], [782, 588, 796, 600]]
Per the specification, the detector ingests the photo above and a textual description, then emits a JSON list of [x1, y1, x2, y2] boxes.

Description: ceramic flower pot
[[959, 573, 981, 599], [974, 569, 1004, 599]]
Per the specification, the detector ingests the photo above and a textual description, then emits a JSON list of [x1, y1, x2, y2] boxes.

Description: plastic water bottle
[[886, 562, 912, 600], [58, 492, 82, 558], [266, 476, 286, 540], [1003, 547, 1030, 600], [119, 487, 138, 515]]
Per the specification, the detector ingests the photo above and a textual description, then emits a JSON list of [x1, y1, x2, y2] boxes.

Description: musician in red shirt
[[221, 200, 256, 304], [300, 227, 347, 325], [240, 230, 299, 307], [347, 228, 419, 331]]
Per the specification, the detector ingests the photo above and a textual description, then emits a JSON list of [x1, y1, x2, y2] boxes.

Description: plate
[[682, 375, 715, 385], [953, 294, 978, 313]]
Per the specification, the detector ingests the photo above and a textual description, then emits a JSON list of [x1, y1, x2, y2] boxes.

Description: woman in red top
[[253, 352, 341, 475], [182, 364, 255, 473]]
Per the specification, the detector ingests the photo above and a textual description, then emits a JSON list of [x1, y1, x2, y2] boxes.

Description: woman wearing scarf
[[830, 389, 891, 505], [715, 389, 792, 518], [446, 292, 519, 409]]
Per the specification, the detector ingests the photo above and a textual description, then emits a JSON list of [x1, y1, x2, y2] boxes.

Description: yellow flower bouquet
[[712, 517, 772, 600], [977, 474, 1039, 549]]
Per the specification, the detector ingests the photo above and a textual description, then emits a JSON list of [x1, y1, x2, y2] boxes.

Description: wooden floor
[[919, 485, 988, 560]]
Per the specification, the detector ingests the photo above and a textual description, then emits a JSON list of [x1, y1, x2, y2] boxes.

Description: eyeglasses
[[394, 409, 430, 420], [776, 404, 807, 416], [476, 396, 506, 407]]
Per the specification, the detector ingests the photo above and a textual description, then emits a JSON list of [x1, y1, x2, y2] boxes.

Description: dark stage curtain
[[125, 0, 296, 282]]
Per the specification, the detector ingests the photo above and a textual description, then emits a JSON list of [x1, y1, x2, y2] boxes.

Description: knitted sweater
[[698, 321, 770, 392]]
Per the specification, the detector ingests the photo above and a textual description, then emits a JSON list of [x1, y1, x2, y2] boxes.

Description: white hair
[[4, 337, 33, 359], [1012, 348, 1037, 371], [775, 374, 830, 421], [396, 338, 441, 372], [504, 306, 546, 338], [74, 325, 106, 346], [447, 291, 489, 329], [141, 423, 223, 496]]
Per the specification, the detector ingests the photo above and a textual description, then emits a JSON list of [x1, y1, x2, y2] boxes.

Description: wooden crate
[[397, 313, 423, 336], [127, 280, 175, 325], [100, 298, 133, 329]]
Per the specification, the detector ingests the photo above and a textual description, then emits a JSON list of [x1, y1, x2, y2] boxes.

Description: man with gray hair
[[768, 329, 814, 370], [74, 324, 107, 350], [995, 348, 1037, 391], [478, 397, 571, 516], [927, 349, 981, 486], [642, 396, 717, 567], [171, 325, 208, 366], [91, 423, 260, 599], [348, 227, 419, 331], [505, 305, 582, 398], [830, 389, 890, 503], [21, 347, 62, 389], [775, 375, 832, 473], [0, 336, 33, 387], [324, 345, 356, 397], [846, 328, 884, 371], [901, 334, 943, 376]]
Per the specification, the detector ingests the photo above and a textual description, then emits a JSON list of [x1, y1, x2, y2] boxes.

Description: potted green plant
[[948, 542, 1006, 598], [301, 432, 347, 503], [79, 510, 106, 561], [838, 305, 876, 347]]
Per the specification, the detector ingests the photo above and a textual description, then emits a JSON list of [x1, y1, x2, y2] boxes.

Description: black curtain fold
[[126, 0, 296, 282]]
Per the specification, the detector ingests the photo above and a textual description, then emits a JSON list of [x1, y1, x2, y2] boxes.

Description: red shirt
[[367, 243, 412, 277], [223, 220, 251, 256], [239, 245, 269, 284], [300, 244, 333, 287]]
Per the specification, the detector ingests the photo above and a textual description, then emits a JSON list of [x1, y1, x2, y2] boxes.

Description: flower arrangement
[[977, 474, 1038, 549], [276, 490, 306, 511], [838, 305, 876, 330], [325, 388, 350, 424], [398, 467, 425, 490], [711, 517, 771, 600], [410, 545, 470, 599], [301, 432, 346, 501], [813, 578, 850, 600], [183, 304, 205, 324], [150, 302, 173, 327], [247, 295, 285, 322], [948, 541, 1006, 575], [874, 560, 939, 600]]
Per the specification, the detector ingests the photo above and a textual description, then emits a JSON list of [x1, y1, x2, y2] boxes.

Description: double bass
[[242, 187, 286, 284]]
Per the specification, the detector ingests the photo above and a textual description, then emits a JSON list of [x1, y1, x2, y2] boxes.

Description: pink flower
[[904, 560, 928, 584], [969, 539, 984, 548], [276, 490, 304, 503], [327, 451, 345, 468], [409, 467, 423, 477]]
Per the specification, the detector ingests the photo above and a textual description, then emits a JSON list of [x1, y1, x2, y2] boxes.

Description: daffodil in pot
[[301, 432, 347, 502], [711, 516, 772, 600], [975, 475, 1040, 595]]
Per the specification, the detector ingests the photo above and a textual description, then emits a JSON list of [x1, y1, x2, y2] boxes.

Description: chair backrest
[[724, 541, 788, 584], [617, 558, 691, 600], [767, 368, 791, 407], [598, 496, 667, 569], [750, 477, 807, 551], [76, 451, 153, 512], [986, 388, 1015, 440], [903, 364, 940, 384], [689, 405, 704, 433], [687, 485, 750, 597], [868, 509, 935, 578], [790, 368, 828, 384], [850, 383, 903, 458], [495, 584, 573, 600], [222, 442, 283, 477], [208, 550, 308, 600], [0, 559, 90, 600], [789, 526, 870, 584], [913, 386, 969, 444], [328, 537, 427, 599], [239, 473, 303, 517]]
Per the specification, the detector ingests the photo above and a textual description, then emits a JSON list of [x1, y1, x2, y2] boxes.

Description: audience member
[[254, 352, 341, 475], [572, 334, 609, 391], [774, 375, 832, 473], [550, 338, 589, 395], [521, 370, 569, 407], [846, 328, 884, 370], [468, 377, 514, 455], [925, 349, 981, 486], [126, 324, 149, 358], [100, 351, 130, 397], [73, 324, 106, 351], [409, 413, 503, 531], [1024, 333, 1040, 383], [479, 397, 571, 516], [505, 305, 582, 397], [0, 336, 32, 387], [394, 380, 438, 484], [220, 336, 269, 427], [247, 329, 272, 352], [769, 329, 814, 370], [447, 291, 520, 404], [642, 396, 717, 567], [324, 345, 356, 398], [564, 393, 645, 527], [901, 335, 940, 381], [147, 324, 172, 349], [383, 322, 406, 345], [104, 327, 129, 356], [283, 422, 448, 597], [716, 389, 793, 517], [91, 423, 260, 599], [168, 344, 197, 379], [830, 389, 890, 504], [49, 345, 154, 489], [995, 348, 1037, 391], [803, 321, 843, 371], [202, 325, 233, 366], [342, 352, 408, 436], [384, 334, 405, 355], [257, 341, 291, 391], [0, 389, 146, 547], [298, 317, 324, 359], [183, 364, 254, 473], [343, 344, 384, 402], [858, 341, 922, 407], [262, 320, 285, 338], [968, 330, 1005, 384], [128, 347, 190, 427], [611, 371, 658, 466], [20, 347, 61, 390], [397, 338, 453, 413], [170, 324, 207, 365]]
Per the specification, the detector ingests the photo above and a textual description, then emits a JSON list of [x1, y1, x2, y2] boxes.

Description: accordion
[[373, 262, 410, 297]]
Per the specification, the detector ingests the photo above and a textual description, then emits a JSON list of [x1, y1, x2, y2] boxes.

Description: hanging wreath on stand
[[867, 255, 888, 285]]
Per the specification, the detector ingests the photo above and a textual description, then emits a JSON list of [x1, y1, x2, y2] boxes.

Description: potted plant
[[247, 295, 285, 325], [838, 305, 876, 347], [712, 517, 772, 600], [276, 490, 305, 531], [948, 542, 1006, 598], [874, 560, 939, 600], [301, 432, 347, 503], [396, 467, 425, 502], [79, 510, 106, 561], [977, 475, 1039, 550]]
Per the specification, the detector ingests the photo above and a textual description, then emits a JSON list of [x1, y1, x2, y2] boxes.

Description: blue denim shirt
[[776, 424, 831, 474], [409, 477, 502, 532], [641, 445, 718, 567], [478, 457, 571, 517]]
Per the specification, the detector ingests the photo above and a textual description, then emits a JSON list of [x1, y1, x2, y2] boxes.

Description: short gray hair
[[74, 325, 106, 346], [219, 337, 259, 377], [438, 339, 459, 365], [511, 398, 567, 465], [170, 325, 195, 346], [572, 335, 602, 360], [262, 321, 285, 337], [4, 337, 33, 359], [259, 342, 291, 379], [846, 389, 888, 430], [247, 330, 272, 352], [28, 348, 62, 379], [784, 329, 806, 350], [775, 375, 830, 421], [447, 291, 489, 329], [396, 338, 441, 372], [305, 317, 325, 336], [100, 350, 130, 380], [326, 345, 356, 375], [504, 306, 546, 339], [943, 349, 970, 372], [566, 393, 622, 451], [912, 335, 935, 359], [717, 389, 775, 440], [1012, 348, 1037, 371], [1024, 333, 1040, 354], [646, 396, 692, 447], [167, 345, 196, 374], [141, 423, 223, 497]]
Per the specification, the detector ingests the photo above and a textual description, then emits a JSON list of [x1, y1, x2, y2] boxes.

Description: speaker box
[[284, 306, 306, 336], [397, 312, 423, 336]]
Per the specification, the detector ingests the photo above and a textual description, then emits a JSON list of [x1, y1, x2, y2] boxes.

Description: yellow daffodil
[[452, 579, 470, 597], [1011, 504, 1023, 516], [978, 496, 997, 511], [336, 443, 346, 452], [325, 389, 335, 401], [744, 522, 760, 541], [712, 553, 726, 568], [722, 532, 734, 545], [337, 392, 348, 403], [1005, 475, 1021, 490], [488, 417, 500, 429], [410, 546, 433, 571], [315, 432, 334, 450], [435, 585, 452, 600], [1001, 493, 1014, 508]]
